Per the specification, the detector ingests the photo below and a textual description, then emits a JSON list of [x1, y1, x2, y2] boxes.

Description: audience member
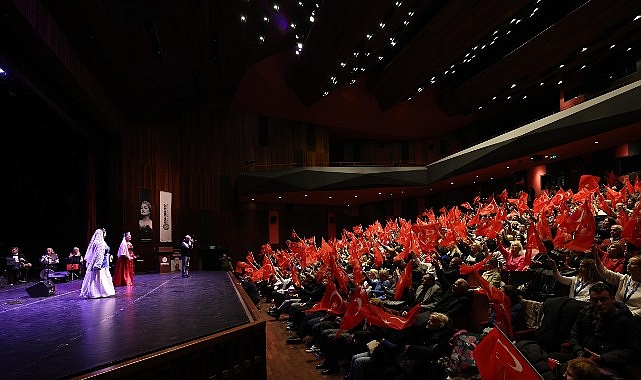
[[548, 282, 641, 379], [550, 258, 601, 302], [481, 257, 502, 288], [563, 357, 601, 380], [596, 242, 627, 273], [594, 248, 641, 318], [497, 238, 528, 271]]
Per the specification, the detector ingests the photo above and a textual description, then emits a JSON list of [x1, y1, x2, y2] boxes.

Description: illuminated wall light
[[594, 141, 599, 144], [378, 56, 383, 61], [557, 80, 563, 85], [323, 91, 328, 96], [407, 11, 414, 17], [540, 82, 544, 86], [354, 195, 358, 198], [273, 4, 279, 11], [240, 15, 247, 22], [263, 16, 269, 22], [450, 182, 454, 185], [366, 34, 372, 40], [627, 47, 632, 52], [290, 23, 296, 29], [610, 44, 615, 49], [379, 22, 385, 29], [635, 15, 641, 21], [304, 194, 308, 197], [492, 96, 497, 100], [258, 35, 265, 43], [395, 1, 402, 6], [328, 196, 332, 199], [581, 65, 587, 69], [378, 192, 382, 195], [506, 166, 510, 169], [403, 20, 409, 26], [251, 198, 255, 201], [510, 83, 516, 88], [278, 196, 282, 199], [340, 62, 346, 67], [506, 96, 511, 100], [350, 79, 356, 84], [478, 106, 483, 110], [523, 95, 527, 99], [581, 47, 588, 52], [310, 15, 315, 22], [559, 64, 564, 69], [417, 87, 423, 92]]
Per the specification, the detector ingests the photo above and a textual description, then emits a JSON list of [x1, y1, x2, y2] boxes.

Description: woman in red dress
[[113, 231, 135, 286]]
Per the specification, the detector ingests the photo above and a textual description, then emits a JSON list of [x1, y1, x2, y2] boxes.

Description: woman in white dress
[[80, 228, 116, 299]]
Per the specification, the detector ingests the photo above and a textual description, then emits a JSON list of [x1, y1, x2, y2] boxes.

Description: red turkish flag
[[335, 287, 371, 337], [578, 174, 601, 193], [622, 200, 641, 247], [475, 272, 512, 338], [367, 303, 421, 330], [306, 280, 347, 315], [635, 176, 641, 193], [474, 327, 543, 380], [555, 200, 596, 251], [480, 197, 499, 215], [260, 254, 275, 280], [526, 222, 547, 266], [536, 213, 553, 242], [459, 253, 491, 275], [394, 261, 413, 300], [499, 189, 509, 203]]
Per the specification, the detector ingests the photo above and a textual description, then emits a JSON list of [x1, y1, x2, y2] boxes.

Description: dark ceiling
[[1, 0, 640, 205]]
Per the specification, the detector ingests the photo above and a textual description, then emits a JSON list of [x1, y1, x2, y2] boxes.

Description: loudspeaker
[[26, 281, 55, 297]]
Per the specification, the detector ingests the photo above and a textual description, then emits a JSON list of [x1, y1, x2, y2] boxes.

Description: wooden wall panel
[[117, 107, 331, 267]]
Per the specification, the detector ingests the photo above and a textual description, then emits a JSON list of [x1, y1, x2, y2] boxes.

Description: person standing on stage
[[181, 235, 193, 278], [113, 232, 135, 286], [80, 228, 115, 298]]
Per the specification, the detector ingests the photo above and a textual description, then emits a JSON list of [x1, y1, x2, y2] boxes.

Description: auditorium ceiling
[[1, 0, 640, 205]]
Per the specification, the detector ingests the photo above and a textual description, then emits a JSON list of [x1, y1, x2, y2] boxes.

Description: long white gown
[[80, 231, 115, 299]]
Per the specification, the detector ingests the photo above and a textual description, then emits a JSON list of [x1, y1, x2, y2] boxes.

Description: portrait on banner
[[139, 187, 152, 242]]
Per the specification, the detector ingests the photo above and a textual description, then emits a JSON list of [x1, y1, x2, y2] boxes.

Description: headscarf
[[85, 228, 107, 269], [117, 232, 131, 258]]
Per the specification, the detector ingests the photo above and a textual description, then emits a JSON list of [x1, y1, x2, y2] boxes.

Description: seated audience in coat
[[548, 282, 641, 379]]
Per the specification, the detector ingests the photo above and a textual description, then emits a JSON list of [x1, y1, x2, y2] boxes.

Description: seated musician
[[40, 247, 59, 279], [68, 246, 84, 277], [6, 246, 32, 284]]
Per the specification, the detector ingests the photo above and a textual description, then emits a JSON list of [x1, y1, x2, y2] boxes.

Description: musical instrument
[[40, 268, 55, 280]]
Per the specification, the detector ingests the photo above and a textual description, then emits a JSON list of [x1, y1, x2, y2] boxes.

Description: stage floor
[[0, 271, 250, 380]]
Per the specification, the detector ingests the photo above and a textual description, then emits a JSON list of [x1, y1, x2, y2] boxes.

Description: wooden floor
[[0, 271, 251, 380], [263, 302, 343, 380]]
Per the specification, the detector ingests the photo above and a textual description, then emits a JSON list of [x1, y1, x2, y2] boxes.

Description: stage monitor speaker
[[26, 280, 55, 297]]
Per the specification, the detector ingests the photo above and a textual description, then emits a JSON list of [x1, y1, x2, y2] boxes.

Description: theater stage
[[0, 271, 255, 380]]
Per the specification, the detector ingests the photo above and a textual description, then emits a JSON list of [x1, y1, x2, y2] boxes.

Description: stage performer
[[80, 228, 115, 299], [181, 235, 193, 278], [113, 232, 135, 286]]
